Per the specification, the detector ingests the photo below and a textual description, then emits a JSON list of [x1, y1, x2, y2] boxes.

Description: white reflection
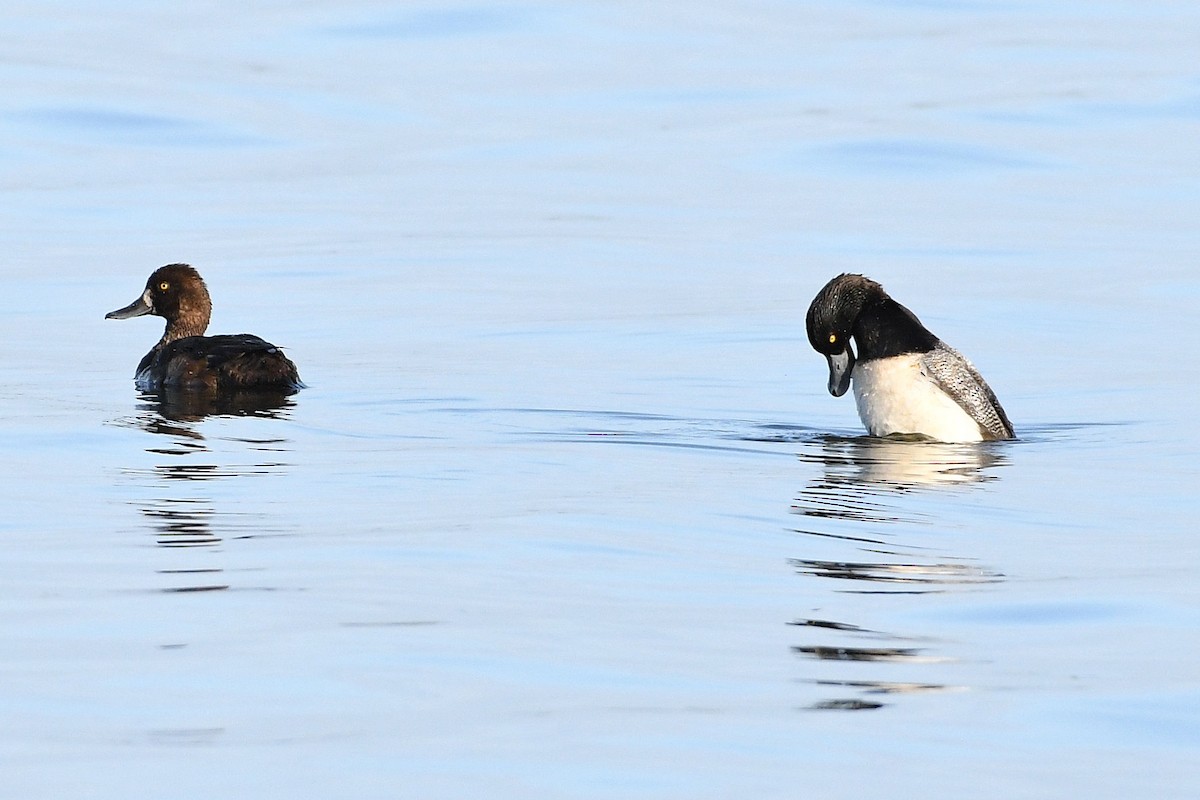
[[804, 435, 1009, 491]]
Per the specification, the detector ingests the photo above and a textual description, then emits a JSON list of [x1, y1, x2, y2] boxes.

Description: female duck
[[806, 274, 1013, 443], [106, 264, 302, 392]]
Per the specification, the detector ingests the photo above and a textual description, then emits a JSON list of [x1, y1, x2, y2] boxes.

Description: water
[[3, 1, 1199, 797]]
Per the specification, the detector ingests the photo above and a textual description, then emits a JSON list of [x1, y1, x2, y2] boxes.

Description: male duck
[[806, 274, 1013, 443], [106, 264, 302, 392]]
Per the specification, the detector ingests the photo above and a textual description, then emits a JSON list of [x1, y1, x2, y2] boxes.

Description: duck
[[805, 273, 1013, 442], [106, 263, 302, 393]]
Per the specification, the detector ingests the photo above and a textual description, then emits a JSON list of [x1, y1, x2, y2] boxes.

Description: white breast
[[851, 355, 986, 443]]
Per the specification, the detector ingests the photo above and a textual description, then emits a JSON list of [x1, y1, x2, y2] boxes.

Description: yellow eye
[[159, 281, 170, 291], [828, 333, 837, 344]]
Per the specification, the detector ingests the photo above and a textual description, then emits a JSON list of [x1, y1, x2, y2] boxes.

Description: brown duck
[[106, 264, 302, 392]]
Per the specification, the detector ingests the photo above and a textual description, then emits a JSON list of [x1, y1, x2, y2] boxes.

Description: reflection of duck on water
[[800, 435, 1009, 496], [140, 386, 296, 423], [142, 496, 221, 548], [790, 435, 1008, 711]]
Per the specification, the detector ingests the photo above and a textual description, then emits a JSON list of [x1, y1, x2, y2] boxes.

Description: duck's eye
[[828, 333, 838, 345], [159, 281, 170, 291]]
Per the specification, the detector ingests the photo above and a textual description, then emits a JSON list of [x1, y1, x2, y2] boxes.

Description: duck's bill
[[105, 290, 153, 320], [826, 349, 854, 397]]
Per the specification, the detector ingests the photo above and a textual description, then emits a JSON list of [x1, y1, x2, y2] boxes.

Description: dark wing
[[919, 343, 1015, 440], [161, 334, 301, 390]]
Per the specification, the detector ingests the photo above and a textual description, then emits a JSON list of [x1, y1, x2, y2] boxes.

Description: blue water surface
[[2, 1, 1198, 798]]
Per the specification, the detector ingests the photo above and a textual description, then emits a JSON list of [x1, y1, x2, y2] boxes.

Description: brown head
[[106, 264, 213, 342]]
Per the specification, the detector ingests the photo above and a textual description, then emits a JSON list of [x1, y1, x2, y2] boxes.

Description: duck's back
[[918, 343, 1014, 441], [139, 334, 301, 392]]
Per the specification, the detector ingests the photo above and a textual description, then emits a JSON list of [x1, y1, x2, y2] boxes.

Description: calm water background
[[3, 1, 1199, 797]]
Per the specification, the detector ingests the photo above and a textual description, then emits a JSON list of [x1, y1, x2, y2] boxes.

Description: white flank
[[851, 354, 986, 443]]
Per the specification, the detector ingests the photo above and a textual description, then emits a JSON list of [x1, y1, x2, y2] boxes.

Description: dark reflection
[[792, 645, 935, 663], [790, 435, 1011, 710], [790, 614, 960, 710], [808, 699, 884, 711], [790, 618, 924, 640], [158, 578, 230, 593], [794, 618, 877, 634], [805, 679, 958, 711], [810, 679, 956, 695], [126, 461, 293, 551], [113, 388, 296, 596], [141, 462, 288, 481], [142, 498, 219, 547], [791, 559, 1003, 593], [137, 386, 296, 423], [139, 496, 230, 592], [146, 727, 226, 745]]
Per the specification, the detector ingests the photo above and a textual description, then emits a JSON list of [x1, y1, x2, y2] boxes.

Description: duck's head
[[805, 273, 882, 397], [106, 263, 212, 338]]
